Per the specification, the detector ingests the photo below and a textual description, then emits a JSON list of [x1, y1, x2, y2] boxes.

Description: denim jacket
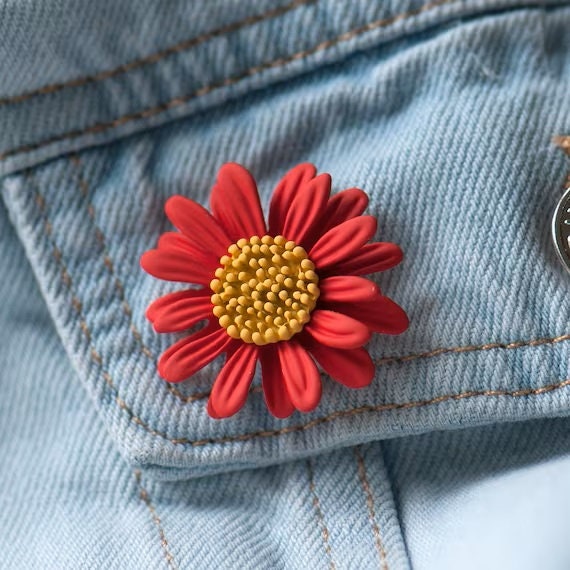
[[1, 0, 570, 568]]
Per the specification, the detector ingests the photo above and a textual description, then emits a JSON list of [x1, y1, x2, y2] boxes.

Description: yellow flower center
[[210, 235, 319, 345]]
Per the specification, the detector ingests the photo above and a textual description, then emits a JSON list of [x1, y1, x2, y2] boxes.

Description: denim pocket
[[2, 5, 570, 480]]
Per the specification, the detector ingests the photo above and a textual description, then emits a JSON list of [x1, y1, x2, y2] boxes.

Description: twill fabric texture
[[1, 1, 570, 568]]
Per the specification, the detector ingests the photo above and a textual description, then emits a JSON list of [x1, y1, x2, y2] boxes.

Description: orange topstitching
[[354, 447, 388, 570], [0, 0, 316, 107], [134, 470, 178, 570], [0, 0, 456, 162], [307, 459, 337, 570]]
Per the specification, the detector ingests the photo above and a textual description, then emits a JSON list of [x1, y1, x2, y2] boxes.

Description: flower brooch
[[141, 163, 408, 419]]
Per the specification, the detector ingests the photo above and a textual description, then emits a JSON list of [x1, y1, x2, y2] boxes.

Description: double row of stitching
[[70, 155, 198, 404], [134, 471, 178, 569], [181, 380, 570, 447], [307, 460, 337, 570], [0, 0, 456, 162], [0, 0, 316, 107], [30, 175, 171, 437], [355, 447, 388, 570]]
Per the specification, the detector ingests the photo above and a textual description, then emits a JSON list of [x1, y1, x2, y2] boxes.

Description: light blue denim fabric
[[1, 0, 570, 568]]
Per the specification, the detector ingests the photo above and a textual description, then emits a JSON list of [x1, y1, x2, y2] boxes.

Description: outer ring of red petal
[[318, 275, 378, 304], [207, 343, 258, 419], [210, 163, 266, 241], [323, 242, 403, 277], [281, 173, 331, 247], [148, 289, 213, 333], [309, 215, 377, 271], [322, 295, 410, 335], [140, 248, 215, 285], [277, 341, 322, 413], [158, 322, 234, 383], [319, 187, 369, 235], [268, 163, 317, 236], [304, 309, 372, 350], [260, 345, 295, 419], [301, 333, 375, 389], [164, 195, 231, 259]]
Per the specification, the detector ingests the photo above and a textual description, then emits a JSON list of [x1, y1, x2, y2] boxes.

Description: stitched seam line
[[307, 460, 336, 570], [376, 333, 570, 364], [0, 0, 456, 162], [355, 447, 388, 570], [188, 380, 570, 446], [70, 155, 200, 403], [30, 175, 188, 444], [134, 471, 178, 570], [0, 0, 316, 107]]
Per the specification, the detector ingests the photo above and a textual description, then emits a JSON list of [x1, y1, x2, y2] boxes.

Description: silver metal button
[[552, 185, 570, 273]]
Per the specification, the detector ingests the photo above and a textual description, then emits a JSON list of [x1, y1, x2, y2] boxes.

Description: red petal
[[318, 276, 378, 304], [309, 216, 377, 271], [140, 248, 214, 285], [207, 343, 258, 419], [158, 322, 233, 383], [268, 163, 317, 235], [301, 334, 375, 388], [147, 290, 212, 333], [320, 188, 368, 234], [325, 242, 403, 276], [146, 288, 210, 322], [324, 295, 409, 335], [157, 231, 192, 251], [259, 345, 294, 419], [164, 195, 231, 259], [304, 309, 371, 349], [210, 163, 266, 241], [281, 173, 330, 247], [277, 341, 321, 413], [157, 232, 220, 271]]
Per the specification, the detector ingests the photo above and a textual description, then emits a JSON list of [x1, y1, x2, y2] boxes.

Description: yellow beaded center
[[210, 235, 319, 345]]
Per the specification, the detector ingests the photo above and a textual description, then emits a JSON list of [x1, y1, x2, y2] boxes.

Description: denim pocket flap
[[3, 6, 570, 479]]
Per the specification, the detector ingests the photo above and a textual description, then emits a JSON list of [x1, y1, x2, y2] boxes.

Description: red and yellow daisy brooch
[[141, 163, 408, 419]]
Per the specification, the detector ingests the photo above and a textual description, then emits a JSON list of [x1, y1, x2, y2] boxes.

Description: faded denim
[[1, 0, 570, 568]]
